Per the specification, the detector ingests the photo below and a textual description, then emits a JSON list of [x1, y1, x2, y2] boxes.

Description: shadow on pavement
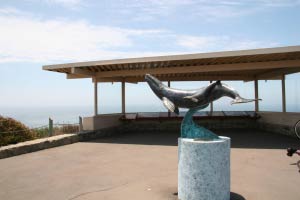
[[86, 129, 300, 149], [231, 192, 246, 200]]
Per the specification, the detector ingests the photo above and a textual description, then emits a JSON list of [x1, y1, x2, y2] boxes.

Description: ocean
[[1, 102, 296, 128], [0, 105, 168, 127]]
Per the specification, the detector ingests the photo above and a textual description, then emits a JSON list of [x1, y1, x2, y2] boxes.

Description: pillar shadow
[[231, 192, 246, 200], [172, 191, 245, 200]]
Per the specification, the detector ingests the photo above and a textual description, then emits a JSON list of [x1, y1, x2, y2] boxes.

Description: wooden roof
[[43, 45, 300, 83]]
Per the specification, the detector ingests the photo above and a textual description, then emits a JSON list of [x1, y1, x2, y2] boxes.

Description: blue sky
[[0, 0, 300, 114]]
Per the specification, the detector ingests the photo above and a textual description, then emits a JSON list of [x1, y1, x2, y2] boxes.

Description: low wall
[[2, 112, 299, 159], [0, 126, 121, 159], [122, 118, 257, 133], [83, 114, 123, 131], [257, 112, 300, 137], [83, 112, 300, 137]]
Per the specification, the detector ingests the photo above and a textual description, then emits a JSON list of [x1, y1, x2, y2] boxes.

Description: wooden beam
[[122, 81, 125, 114], [93, 74, 255, 83], [168, 81, 171, 117], [254, 79, 259, 112], [210, 80, 213, 114], [256, 67, 300, 79], [282, 74, 286, 113], [71, 67, 95, 76], [67, 74, 90, 79], [93, 77, 138, 83], [94, 81, 98, 116], [95, 60, 300, 78]]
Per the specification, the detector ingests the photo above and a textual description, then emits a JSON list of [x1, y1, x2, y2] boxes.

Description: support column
[[122, 80, 126, 114], [254, 79, 259, 112], [282, 74, 286, 113], [168, 81, 171, 117], [210, 81, 213, 114], [94, 80, 98, 116]]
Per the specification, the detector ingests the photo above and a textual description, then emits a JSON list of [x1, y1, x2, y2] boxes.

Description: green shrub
[[53, 125, 79, 135], [34, 127, 49, 138], [0, 116, 36, 147]]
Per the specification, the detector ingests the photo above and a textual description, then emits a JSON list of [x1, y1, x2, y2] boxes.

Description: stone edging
[[0, 126, 119, 159]]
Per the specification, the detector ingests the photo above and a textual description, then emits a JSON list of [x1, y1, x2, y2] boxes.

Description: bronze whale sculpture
[[145, 74, 261, 139], [145, 74, 260, 115]]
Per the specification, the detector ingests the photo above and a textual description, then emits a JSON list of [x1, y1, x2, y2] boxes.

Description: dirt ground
[[0, 129, 300, 200]]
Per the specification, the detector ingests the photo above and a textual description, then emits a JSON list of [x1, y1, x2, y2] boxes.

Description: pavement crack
[[67, 182, 129, 200]]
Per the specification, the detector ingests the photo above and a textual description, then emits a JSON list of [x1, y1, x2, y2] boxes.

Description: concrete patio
[[0, 129, 300, 200]]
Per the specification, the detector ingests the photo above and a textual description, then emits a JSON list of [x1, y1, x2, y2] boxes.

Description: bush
[[0, 116, 80, 147], [53, 125, 79, 135], [34, 127, 49, 138], [0, 116, 36, 147]]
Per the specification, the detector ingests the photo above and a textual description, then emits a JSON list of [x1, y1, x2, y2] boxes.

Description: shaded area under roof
[[43, 45, 300, 82]]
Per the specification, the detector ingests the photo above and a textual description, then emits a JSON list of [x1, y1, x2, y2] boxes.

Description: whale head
[[145, 74, 164, 98], [145, 74, 161, 87]]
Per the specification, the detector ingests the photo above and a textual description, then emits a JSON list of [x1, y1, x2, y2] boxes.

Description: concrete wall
[[82, 112, 300, 138], [83, 114, 123, 131], [257, 112, 300, 137], [122, 118, 257, 133]]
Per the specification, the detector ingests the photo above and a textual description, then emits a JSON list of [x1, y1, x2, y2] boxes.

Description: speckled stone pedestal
[[178, 137, 231, 200]]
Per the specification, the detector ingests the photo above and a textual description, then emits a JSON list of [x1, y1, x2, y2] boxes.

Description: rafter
[[94, 60, 300, 78], [92, 74, 260, 83]]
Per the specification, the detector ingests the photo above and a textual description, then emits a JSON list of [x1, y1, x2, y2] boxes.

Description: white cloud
[[0, 8, 167, 63], [177, 35, 221, 49], [38, 0, 84, 9], [176, 35, 279, 52], [117, 0, 300, 21], [0, 7, 279, 63], [0, 7, 31, 16]]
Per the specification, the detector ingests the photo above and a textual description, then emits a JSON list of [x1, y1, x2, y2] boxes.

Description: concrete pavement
[[0, 130, 300, 200]]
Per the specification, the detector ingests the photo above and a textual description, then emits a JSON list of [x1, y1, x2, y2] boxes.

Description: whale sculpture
[[145, 74, 260, 140]]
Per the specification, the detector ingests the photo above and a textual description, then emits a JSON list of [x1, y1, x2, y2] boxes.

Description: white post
[[254, 79, 259, 112], [282, 74, 286, 113], [94, 81, 98, 116], [79, 116, 83, 132], [48, 118, 53, 136], [122, 80, 125, 114]]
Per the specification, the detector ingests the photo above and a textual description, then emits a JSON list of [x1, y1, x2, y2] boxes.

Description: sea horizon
[[1, 103, 296, 128]]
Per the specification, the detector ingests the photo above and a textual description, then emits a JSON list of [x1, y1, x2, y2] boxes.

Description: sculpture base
[[178, 136, 231, 200]]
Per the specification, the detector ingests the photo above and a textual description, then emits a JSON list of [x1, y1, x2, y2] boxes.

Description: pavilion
[[43, 45, 300, 136]]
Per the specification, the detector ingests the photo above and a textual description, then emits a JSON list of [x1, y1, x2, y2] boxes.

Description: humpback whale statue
[[145, 74, 260, 140]]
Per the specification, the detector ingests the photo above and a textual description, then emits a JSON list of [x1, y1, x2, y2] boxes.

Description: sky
[[0, 0, 300, 116]]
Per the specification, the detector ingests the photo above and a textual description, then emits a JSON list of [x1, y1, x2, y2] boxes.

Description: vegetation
[[0, 116, 35, 147], [0, 116, 79, 147]]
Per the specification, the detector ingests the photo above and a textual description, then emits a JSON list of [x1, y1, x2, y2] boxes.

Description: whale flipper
[[162, 97, 179, 114]]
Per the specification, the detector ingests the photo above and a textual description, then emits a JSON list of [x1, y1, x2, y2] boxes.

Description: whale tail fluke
[[231, 97, 262, 105]]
